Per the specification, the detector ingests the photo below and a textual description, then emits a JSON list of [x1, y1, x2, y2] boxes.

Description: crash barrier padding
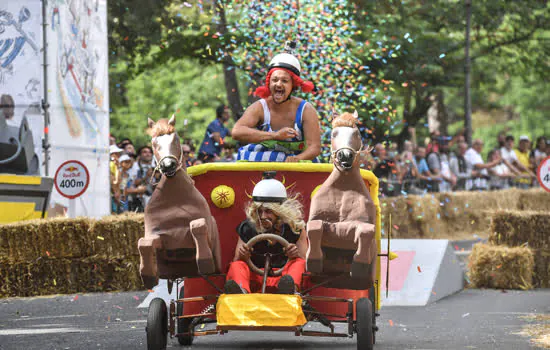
[[381, 188, 549, 240], [467, 243, 534, 290], [488, 210, 550, 288], [379, 239, 464, 306], [0, 256, 142, 298]]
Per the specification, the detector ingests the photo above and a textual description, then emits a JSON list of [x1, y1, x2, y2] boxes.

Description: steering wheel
[[245, 233, 290, 277]]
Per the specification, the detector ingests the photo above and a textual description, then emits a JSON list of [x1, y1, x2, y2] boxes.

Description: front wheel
[[147, 298, 168, 350], [356, 298, 374, 350]]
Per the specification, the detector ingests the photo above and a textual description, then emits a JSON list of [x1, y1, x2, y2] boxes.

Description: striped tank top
[[237, 99, 319, 162]]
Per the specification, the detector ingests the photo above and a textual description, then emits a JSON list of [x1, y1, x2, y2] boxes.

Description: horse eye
[[332, 130, 339, 137]]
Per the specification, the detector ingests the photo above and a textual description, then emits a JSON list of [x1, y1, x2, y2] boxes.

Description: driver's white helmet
[[252, 171, 287, 203]]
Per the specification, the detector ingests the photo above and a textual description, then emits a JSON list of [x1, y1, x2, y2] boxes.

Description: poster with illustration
[[46, 0, 110, 218], [0, 1, 43, 175]]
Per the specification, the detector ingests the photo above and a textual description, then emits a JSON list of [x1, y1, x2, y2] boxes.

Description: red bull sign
[[54, 160, 89, 199], [537, 156, 550, 193]]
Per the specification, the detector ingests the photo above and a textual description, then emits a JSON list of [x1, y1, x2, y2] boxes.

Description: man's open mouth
[[273, 89, 285, 99]]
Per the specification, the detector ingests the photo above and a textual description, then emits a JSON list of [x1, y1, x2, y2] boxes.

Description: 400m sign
[[54, 160, 90, 199]]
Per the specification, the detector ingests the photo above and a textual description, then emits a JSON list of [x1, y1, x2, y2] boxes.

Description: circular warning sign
[[537, 156, 550, 193], [54, 160, 90, 199]]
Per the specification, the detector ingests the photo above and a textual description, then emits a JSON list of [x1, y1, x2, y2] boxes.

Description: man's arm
[[290, 103, 321, 161]]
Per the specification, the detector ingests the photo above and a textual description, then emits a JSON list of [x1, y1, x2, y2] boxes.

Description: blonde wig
[[245, 195, 306, 235]]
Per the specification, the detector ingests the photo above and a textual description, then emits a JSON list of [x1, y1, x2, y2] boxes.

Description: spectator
[[514, 135, 536, 188], [531, 136, 547, 171], [450, 141, 473, 191], [118, 154, 136, 212], [109, 145, 123, 213], [465, 139, 500, 191], [372, 143, 399, 196], [414, 146, 438, 190], [198, 104, 232, 163], [129, 146, 155, 210], [487, 149, 513, 190], [499, 135, 525, 177], [427, 138, 456, 192], [398, 146, 422, 194], [182, 143, 195, 168]]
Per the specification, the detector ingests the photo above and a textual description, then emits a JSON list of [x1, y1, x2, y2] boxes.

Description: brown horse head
[[147, 115, 184, 177], [330, 110, 363, 171]]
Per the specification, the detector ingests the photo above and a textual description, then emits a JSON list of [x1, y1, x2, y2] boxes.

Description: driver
[[224, 172, 308, 294]]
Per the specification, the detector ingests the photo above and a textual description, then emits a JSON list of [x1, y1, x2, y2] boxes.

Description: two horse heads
[[138, 116, 221, 289], [306, 110, 377, 289]]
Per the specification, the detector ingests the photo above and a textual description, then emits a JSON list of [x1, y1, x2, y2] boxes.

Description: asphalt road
[[0, 289, 548, 350]]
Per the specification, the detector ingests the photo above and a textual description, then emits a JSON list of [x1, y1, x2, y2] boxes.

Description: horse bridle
[[330, 144, 362, 172], [150, 147, 184, 185]]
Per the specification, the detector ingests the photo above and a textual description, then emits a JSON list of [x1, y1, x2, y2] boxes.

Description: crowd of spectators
[[361, 128, 548, 197]]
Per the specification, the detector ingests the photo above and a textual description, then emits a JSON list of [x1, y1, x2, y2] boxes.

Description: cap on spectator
[[110, 145, 123, 154], [119, 154, 132, 163], [519, 135, 530, 142]]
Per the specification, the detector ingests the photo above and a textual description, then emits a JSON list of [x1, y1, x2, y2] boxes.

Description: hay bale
[[517, 188, 550, 211], [0, 255, 143, 298], [467, 243, 534, 290], [489, 210, 550, 250], [0, 217, 92, 263], [89, 213, 144, 258], [380, 196, 411, 238], [408, 193, 446, 238]]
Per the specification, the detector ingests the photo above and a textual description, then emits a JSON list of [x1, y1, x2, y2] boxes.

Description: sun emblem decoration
[[210, 185, 235, 209]]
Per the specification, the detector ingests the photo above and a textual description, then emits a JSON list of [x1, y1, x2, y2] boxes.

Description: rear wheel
[[356, 298, 374, 350], [177, 285, 194, 346], [146, 298, 168, 350], [368, 286, 378, 344]]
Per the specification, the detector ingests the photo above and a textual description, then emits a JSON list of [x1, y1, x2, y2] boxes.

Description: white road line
[[0, 328, 89, 336], [124, 320, 147, 323], [12, 314, 86, 321]]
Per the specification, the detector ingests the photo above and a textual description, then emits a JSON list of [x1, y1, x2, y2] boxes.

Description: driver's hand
[[237, 245, 251, 261], [285, 244, 300, 259]]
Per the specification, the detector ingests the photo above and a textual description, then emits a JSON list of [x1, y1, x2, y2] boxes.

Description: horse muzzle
[[335, 149, 355, 170], [160, 158, 178, 177]]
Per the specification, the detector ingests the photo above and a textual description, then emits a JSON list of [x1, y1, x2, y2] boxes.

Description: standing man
[[465, 139, 501, 191], [232, 41, 321, 162], [198, 105, 232, 163], [514, 135, 536, 188]]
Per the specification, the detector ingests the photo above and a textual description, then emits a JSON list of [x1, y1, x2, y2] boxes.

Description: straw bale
[[407, 194, 447, 238], [517, 188, 550, 212], [0, 217, 92, 263], [89, 213, 144, 258], [380, 196, 411, 238], [489, 210, 550, 250], [0, 256, 143, 298], [467, 243, 534, 290]]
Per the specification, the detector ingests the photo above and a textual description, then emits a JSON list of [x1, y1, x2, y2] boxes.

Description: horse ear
[[353, 110, 359, 119], [148, 118, 155, 129], [168, 114, 176, 126]]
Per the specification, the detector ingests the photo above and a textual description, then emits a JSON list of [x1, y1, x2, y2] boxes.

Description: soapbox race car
[[143, 162, 390, 350]]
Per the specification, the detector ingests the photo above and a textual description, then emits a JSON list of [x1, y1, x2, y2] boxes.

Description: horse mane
[[148, 119, 176, 137], [332, 112, 357, 128]]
